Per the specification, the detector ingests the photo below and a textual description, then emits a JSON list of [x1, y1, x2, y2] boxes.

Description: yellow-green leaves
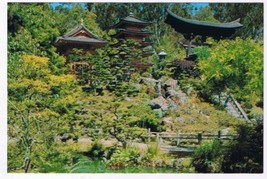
[[196, 38, 263, 104]]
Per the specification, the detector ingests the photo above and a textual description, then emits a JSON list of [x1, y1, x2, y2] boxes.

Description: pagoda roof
[[165, 9, 243, 39], [111, 29, 152, 38], [55, 24, 107, 46], [111, 40, 152, 48], [112, 13, 151, 28], [56, 36, 107, 45]]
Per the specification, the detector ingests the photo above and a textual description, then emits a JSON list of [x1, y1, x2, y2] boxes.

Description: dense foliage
[[196, 38, 263, 106], [8, 55, 82, 172], [192, 121, 263, 173], [210, 3, 263, 40], [7, 2, 263, 173], [221, 121, 263, 173]]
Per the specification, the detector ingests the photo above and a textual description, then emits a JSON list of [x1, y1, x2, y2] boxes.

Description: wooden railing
[[145, 129, 239, 148], [229, 94, 249, 120]]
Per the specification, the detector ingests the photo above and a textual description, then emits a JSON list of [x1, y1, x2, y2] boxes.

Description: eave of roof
[[112, 15, 151, 29], [111, 29, 152, 38], [55, 36, 108, 45], [165, 9, 243, 38], [63, 24, 102, 40]]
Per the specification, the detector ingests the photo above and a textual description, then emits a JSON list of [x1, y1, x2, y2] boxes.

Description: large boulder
[[162, 117, 175, 131], [176, 91, 188, 105], [148, 96, 169, 111], [165, 89, 178, 98], [138, 77, 159, 95], [138, 77, 158, 86], [167, 98, 179, 110], [163, 78, 177, 91]]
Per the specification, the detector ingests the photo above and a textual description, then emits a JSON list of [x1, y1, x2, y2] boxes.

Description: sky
[[50, 2, 209, 11]]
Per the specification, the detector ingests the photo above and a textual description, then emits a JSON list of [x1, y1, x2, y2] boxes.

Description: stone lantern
[[158, 49, 167, 61]]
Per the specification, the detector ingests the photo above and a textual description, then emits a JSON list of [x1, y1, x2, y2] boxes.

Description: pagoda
[[111, 13, 154, 60], [55, 20, 107, 79]]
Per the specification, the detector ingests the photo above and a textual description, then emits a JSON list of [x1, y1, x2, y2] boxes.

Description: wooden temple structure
[[55, 21, 107, 81], [165, 9, 243, 58], [164, 9, 243, 76], [55, 21, 107, 56], [111, 12, 154, 69], [112, 12, 152, 49]]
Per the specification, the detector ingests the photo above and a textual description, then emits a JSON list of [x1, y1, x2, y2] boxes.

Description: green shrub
[[221, 121, 263, 173], [191, 140, 223, 173], [107, 146, 142, 169], [84, 141, 106, 160]]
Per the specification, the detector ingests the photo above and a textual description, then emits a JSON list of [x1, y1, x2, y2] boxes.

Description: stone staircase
[[220, 94, 249, 120]]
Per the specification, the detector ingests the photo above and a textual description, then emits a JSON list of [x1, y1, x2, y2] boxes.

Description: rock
[[165, 88, 188, 105], [100, 138, 118, 147], [167, 98, 178, 110], [163, 78, 177, 90], [138, 77, 158, 86], [148, 96, 169, 111], [155, 81, 162, 97], [61, 133, 71, 142], [162, 117, 174, 131], [165, 89, 178, 98], [176, 91, 188, 105]]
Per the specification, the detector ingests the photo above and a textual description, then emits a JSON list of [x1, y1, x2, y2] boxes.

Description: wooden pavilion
[[165, 9, 243, 57], [55, 21, 107, 56], [55, 21, 107, 82]]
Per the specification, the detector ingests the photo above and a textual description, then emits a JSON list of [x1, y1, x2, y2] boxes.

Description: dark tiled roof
[[55, 24, 107, 46], [165, 9, 243, 38], [112, 14, 151, 28], [56, 36, 107, 44], [111, 29, 152, 38], [123, 16, 150, 24], [63, 24, 100, 39]]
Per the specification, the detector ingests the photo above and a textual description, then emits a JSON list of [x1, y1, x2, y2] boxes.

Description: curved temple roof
[[112, 13, 151, 29], [55, 24, 107, 46], [165, 9, 243, 39]]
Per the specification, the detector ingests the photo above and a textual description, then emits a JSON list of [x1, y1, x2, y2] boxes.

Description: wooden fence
[[145, 128, 239, 148]]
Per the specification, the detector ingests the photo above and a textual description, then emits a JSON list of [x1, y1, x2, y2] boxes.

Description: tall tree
[[8, 55, 82, 172], [209, 3, 263, 40]]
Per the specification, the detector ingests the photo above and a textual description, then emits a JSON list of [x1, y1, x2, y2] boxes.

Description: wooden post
[[148, 128, 151, 143], [156, 133, 160, 147], [176, 130, 181, 146], [197, 132, 202, 144], [187, 39, 192, 57], [218, 130, 221, 139]]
